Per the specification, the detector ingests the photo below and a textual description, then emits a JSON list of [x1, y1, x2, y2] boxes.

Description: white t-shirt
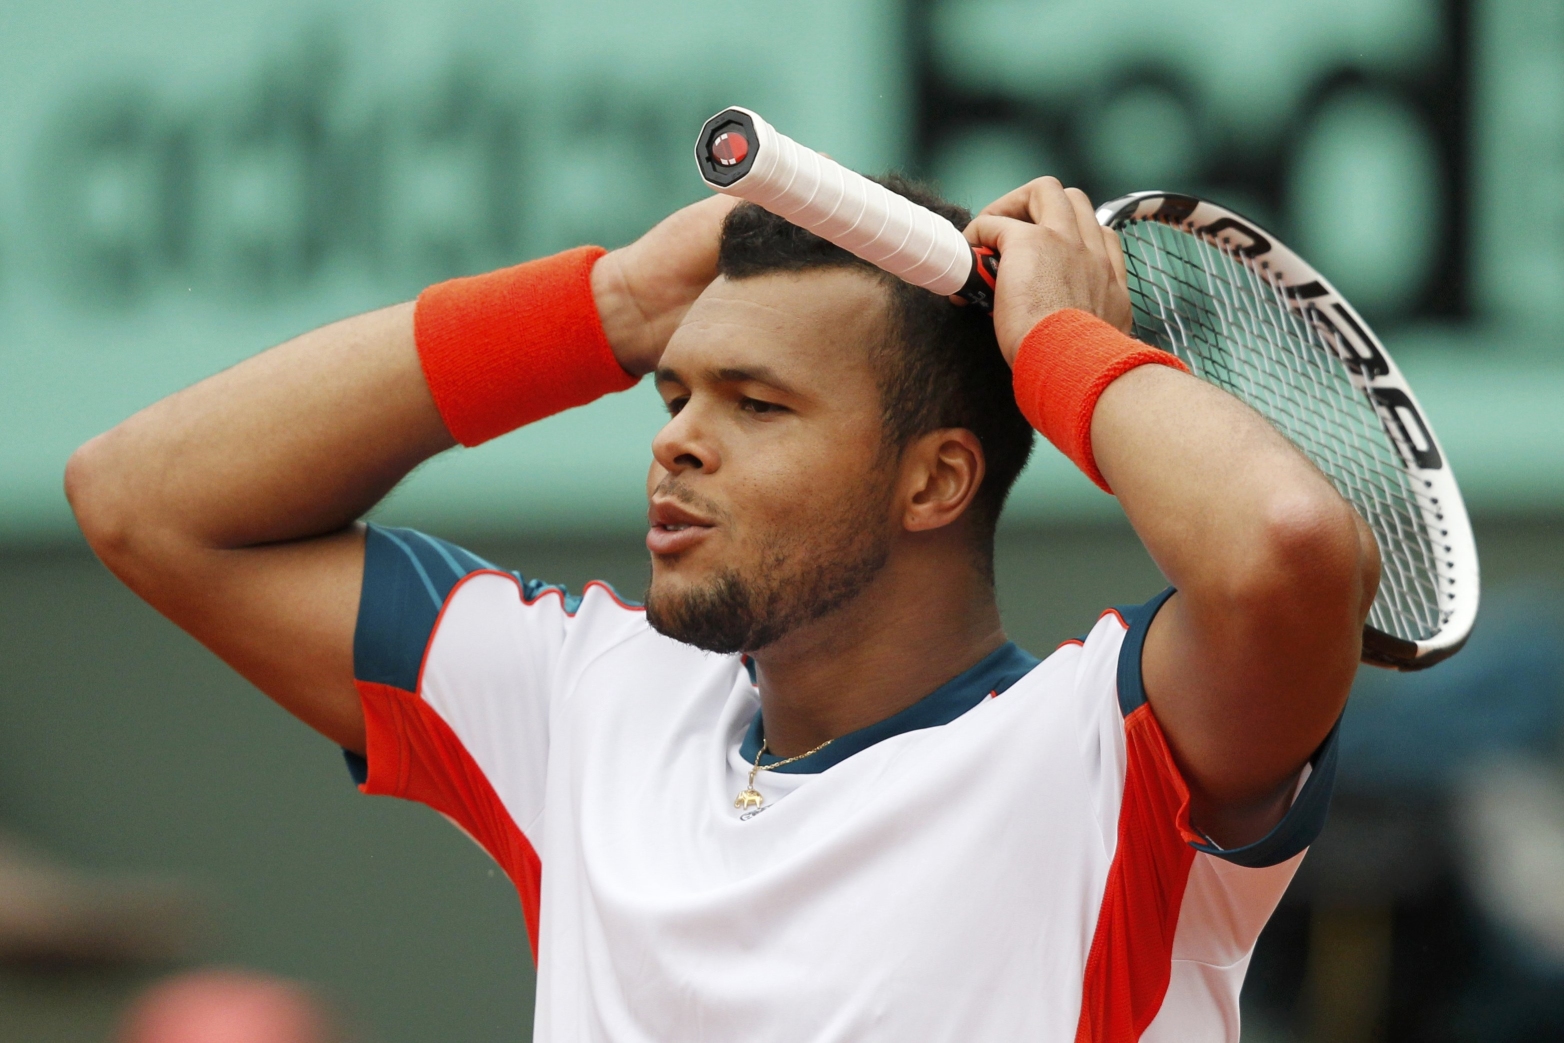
[[347, 524, 1336, 1043]]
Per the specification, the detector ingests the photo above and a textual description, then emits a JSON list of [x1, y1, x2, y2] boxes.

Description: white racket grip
[[697, 107, 975, 296]]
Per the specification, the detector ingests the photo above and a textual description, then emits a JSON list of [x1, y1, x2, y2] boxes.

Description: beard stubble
[[643, 478, 894, 655]]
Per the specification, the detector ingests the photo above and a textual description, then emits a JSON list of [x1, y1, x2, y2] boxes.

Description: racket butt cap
[[696, 107, 761, 188]]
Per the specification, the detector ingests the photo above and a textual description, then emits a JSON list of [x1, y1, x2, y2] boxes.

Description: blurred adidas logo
[[21, 29, 727, 309]]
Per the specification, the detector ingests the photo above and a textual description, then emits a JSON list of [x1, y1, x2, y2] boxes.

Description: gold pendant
[[734, 787, 764, 811]]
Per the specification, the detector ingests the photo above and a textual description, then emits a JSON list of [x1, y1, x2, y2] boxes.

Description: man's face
[[644, 268, 899, 654]]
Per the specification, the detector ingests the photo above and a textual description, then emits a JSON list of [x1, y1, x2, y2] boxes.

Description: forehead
[[660, 269, 888, 389]]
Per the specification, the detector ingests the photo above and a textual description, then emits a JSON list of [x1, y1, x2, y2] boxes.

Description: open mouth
[[646, 520, 714, 556], [647, 499, 717, 556]]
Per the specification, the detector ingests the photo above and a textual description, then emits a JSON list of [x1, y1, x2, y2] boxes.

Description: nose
[[651, 400, 719, 477]]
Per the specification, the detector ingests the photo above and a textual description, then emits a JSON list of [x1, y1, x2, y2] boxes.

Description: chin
[[643, 566, 762, 655], [643, 498, 893, 655]]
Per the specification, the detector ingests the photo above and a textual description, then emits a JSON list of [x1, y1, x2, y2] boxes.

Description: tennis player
[[66, 175, 1378, 1042]]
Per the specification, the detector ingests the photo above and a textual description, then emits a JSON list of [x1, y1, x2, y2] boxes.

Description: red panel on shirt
[[357, 679, 544, 961], [1074, 701, 1200, 1042]]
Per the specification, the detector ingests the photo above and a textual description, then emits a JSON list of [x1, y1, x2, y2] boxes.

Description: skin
[[66, 181, 1377, 849], [646, 270, 1004, 750]]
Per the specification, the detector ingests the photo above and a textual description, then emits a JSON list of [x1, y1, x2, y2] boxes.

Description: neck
[[750, 544, 1006, 757]]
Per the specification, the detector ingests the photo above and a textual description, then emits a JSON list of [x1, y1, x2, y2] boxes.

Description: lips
[[646, 499, 716, 556]]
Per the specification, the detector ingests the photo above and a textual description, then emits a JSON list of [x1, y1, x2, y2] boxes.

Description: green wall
[[3, 0, 1564, 543], [0, 0, 905, 538]]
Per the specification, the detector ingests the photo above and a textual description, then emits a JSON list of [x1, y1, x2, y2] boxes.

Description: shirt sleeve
[[345, 523, 644, 955], [1110, 587, 1339, 867], [1071, 589, 1340, 1041]]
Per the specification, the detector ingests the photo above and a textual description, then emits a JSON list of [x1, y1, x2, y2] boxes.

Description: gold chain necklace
[[734, 736, 835, 811]]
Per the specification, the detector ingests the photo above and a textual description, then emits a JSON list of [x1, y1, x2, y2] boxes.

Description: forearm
[[65, 192, 731, 556], [1092, 364, 1370, 613], [68, 235, 660, 567], [67, 302, 449, 559]]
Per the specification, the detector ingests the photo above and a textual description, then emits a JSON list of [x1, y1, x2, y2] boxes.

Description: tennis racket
[[694, 106, 1478, 670]]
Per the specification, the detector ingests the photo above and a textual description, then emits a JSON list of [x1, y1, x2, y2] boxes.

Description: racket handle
[[695, 107, 999, 310]]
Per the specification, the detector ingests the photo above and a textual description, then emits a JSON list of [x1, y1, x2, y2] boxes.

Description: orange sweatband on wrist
[[413, 245, 639, 447], [1011, 308, 1190, 493]]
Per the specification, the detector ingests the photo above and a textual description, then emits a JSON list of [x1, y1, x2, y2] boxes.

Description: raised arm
[[967, 179, 1379, 848], [1094, 363, 1377, 846], [65, 195, 736, 754], [66, 302, 442, 752]]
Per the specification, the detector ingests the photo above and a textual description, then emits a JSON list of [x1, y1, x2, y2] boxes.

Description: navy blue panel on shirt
[[740, 641, 1042, 774], [355, 522, 616, 694], [350, 524, 634, 783], [353, 524, 505, 691], [353, 524, 610, 691], [1193, 720, 1340, 868], [1111, 584, 1340, 868], [1113, 586, 1177, 718]]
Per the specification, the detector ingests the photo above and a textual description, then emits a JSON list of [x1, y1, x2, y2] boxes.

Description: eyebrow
[[654, 364, 801, 397]]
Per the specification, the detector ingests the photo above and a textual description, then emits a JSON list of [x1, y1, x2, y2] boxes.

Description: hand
[[964, 178, 1133, 366], [592, 193, 742, 376]]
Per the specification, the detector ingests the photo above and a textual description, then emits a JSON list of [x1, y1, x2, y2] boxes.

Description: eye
[[665, 395, 689, 416], [740, 397, 785, 415]]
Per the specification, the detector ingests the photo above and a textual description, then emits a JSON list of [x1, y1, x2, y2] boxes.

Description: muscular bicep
[[126, 526, 368, 753], [1138, 531, 1367, 849]]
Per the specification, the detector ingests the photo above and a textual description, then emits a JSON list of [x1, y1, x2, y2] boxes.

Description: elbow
[[1221, 490, 1380, 634], [1349, 505, 1382, 622], [65, 433, 139, 566]]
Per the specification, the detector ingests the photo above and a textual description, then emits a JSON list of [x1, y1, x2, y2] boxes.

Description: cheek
[[728, 427, 889, 542]]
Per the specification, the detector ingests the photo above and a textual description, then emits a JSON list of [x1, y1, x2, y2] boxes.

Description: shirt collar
[[738, 641, 1041, 774]]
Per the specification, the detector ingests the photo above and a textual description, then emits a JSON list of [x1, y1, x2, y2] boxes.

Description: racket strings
[[1218, 238, 1447, 634], [1117, 219, 1445, 643], [1174, 233, 1443, 641]]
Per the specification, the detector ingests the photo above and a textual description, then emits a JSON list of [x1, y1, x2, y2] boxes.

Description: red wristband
[[1011, 308, 1189, 493], [413, 245, 639, 447]]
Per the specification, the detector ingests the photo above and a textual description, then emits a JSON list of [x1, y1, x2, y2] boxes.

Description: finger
[[1064, 187, 1105, 265], [963, 212, 1032, 251], [675, 191, 743, 237], [978, 176, 1064, 223], [693, 192, 743, 217], [1101, 225, 1128, 289], [1028, 177, 1082, 241], [1101, 226, 1133, 333], [976, 180, 1041, 220]]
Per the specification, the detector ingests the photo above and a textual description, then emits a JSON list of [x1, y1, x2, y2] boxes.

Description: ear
[[900, 428, 985, 533]]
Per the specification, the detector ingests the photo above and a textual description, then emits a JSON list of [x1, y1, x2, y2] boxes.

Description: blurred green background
[[2, 1, 1562, 1041], [3, 0, 1564, 541]]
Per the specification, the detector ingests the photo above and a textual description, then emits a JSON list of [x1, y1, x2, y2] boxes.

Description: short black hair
[[716, 174, 1034, 566]]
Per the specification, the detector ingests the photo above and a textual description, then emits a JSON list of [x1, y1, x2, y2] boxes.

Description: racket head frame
[[1096, 191, 1478, 670]]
